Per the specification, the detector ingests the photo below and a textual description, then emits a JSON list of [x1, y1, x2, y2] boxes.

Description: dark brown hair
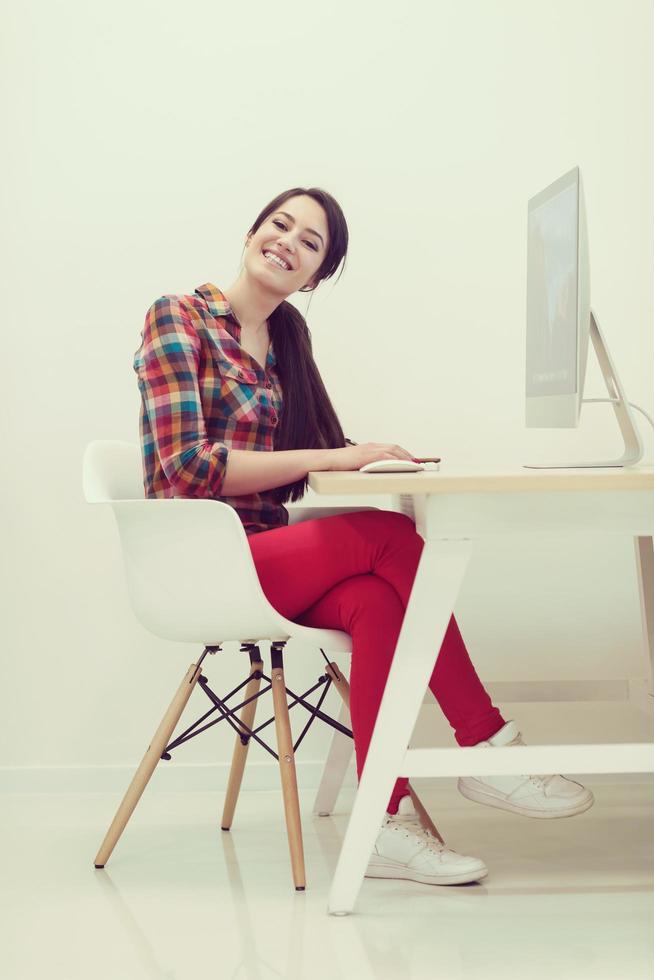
[[244, 187, 351, 504]]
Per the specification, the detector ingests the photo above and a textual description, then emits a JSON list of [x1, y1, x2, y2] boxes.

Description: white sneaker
[[365, 796, 488, 886], [458, 720, 595, 819]]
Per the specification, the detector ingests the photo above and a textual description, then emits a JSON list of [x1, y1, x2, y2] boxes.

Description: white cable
[[582, 398, 654, 434]]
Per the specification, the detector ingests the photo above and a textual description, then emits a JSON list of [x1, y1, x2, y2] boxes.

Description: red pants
[[248, 509, 505, 813]]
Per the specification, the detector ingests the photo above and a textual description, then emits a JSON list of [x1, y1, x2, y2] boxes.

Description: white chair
[[83, 440, 367, 890]]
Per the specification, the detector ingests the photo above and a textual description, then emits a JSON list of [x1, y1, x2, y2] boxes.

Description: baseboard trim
[[0, 759, 358, 794], [1, 761, 651, 794]]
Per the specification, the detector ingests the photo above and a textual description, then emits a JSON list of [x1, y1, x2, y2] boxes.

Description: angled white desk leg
[[313, 700, 353, 816], [327, 535, 472, 915], [635, 536, 654, 693]]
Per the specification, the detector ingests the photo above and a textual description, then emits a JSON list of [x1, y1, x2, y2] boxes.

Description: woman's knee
[[362, 510, 424, 567], [298, 572, 401, 633], [336, 573, 405, 634]]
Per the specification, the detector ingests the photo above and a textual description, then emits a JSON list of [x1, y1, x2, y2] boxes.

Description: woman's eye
[[272, 219, 318, 251]]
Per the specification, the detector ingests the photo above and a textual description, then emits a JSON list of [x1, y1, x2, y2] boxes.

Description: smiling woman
[[133, 187, 359, 530], [131, 184, 592, 892], [236, 195, 336, 304], [133, 187, 422, 521], [219, 191, 355, 502]]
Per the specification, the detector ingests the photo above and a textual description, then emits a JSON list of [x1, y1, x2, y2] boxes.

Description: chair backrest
[[83, 440, 145, 502], [82, 440, 291, 645]]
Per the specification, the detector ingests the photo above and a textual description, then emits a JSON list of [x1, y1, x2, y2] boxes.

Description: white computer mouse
[[358, 459, 425, 473]]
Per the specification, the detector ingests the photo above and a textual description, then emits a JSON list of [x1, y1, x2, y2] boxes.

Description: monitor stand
[[524, 309, 643, 469]]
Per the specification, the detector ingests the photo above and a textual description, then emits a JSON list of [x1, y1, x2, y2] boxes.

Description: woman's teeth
[[263, 251, 290, 270]]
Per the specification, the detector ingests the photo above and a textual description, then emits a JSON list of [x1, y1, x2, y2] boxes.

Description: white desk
[[306, 465, 654, 915]]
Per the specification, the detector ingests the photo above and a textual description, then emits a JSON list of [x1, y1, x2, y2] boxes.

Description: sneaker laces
[[527, 774, 556, 790], [504, 732, 556, 791], [385, 815, 447, 854]]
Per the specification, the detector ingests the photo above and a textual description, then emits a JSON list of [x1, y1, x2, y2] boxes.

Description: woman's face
[[244, 194, 330, 296]]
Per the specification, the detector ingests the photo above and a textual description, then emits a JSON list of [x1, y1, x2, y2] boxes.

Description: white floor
[[2, 778, 653, 980]]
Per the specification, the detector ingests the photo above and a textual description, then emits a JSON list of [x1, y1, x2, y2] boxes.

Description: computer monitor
[[524, 166, 643, 468], [526, 167, 590, 428]]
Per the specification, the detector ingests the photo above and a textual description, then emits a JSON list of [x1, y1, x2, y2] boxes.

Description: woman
[[134, 186, 593, 887]]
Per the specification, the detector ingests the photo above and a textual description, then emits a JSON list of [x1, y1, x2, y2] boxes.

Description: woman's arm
[[135, 296, 334, 497], [135, 296, 232, 496], [220, 447, 331, 496]]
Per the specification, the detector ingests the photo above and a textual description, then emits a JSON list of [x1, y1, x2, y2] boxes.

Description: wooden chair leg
[[270, 653, 306, 891], [221, 660, 264, 830], [325, 661, 350, 705], [325, 661, 445, 844], [94, 661, 202, 868]]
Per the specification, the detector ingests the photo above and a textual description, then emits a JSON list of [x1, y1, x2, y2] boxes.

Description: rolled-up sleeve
[[134, 296, 230, 497]]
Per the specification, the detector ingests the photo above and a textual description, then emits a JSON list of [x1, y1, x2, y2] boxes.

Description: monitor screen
[[526, 177, 578, 398]]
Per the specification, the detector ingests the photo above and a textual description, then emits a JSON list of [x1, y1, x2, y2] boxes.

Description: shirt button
[[266, 380, 272, 389], [237, 370, 244, 379], [271, 414, 278, 425]]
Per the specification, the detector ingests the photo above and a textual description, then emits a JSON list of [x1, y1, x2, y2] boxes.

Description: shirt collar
[[194, 282, 276, 372], [194, 282, 235, 320]]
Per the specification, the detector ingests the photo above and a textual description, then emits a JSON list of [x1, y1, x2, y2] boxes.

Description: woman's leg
[[294, 574, 411, 812], [427, 614, 505, 747], [248, 510, 505, 811]]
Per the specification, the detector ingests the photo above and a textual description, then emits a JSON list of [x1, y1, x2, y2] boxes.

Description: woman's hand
[[326, 442, 416, 472]]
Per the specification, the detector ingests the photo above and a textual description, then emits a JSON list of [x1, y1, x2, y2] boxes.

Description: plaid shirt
[[133, 282, 289, 536]]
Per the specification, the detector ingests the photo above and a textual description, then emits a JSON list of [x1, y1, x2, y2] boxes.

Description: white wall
[[3, 0, 653, 782]]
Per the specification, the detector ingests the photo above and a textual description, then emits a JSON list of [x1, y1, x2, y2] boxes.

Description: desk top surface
[[308, 464, 654, 495]]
